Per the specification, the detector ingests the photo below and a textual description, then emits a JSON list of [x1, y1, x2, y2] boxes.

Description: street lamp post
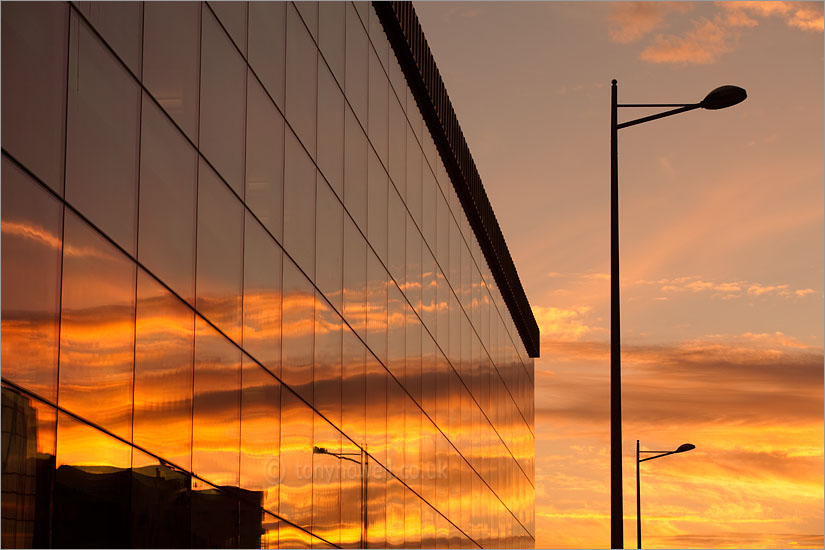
[[609, 80, 746, 548], [636, 441, 696, 549], [313, 446, 368, 547]]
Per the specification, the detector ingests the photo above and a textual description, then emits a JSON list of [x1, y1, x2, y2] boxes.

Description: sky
[[414, 2, 824, 548]]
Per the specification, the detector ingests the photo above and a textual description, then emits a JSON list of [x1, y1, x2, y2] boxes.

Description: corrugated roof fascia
[[373, 1, 541, 358]]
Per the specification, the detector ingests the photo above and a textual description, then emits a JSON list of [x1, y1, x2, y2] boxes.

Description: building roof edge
[[373, 1, 541, 358]]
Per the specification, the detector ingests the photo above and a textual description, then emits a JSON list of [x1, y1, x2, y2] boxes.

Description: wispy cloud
[[533, 304, 607, 342], [608, 2, 695, 44], [641, 16, 734, 64], [719, 1, 825, 32], [634, 275, 819, 300], [613, 1, 823, 64]]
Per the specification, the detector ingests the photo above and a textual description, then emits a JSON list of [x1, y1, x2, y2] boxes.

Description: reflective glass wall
[[1, 2, 535, 548]]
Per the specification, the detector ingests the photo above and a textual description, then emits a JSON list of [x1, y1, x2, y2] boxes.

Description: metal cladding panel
[[373, 1, 540, 358]]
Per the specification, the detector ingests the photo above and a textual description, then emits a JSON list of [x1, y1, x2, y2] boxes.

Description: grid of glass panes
[[1, 1, 535, 548]]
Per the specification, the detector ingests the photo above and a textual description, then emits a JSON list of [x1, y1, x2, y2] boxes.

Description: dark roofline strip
[[373, 1, 541, 358]]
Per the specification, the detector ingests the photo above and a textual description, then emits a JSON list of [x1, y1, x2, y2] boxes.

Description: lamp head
[[700, 85, 747, 110], [675, 443, 696, 453]]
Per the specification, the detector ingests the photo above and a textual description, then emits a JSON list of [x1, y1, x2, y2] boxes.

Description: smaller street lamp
[[313, 446, 369, 546], [636, 441, 696, 549]]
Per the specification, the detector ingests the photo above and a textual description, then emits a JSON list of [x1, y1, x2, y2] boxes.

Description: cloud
[[647, 533, 824, 549], [633, 275, 819, 300], [625, 2, 823, 65], [532, 305, 607, 342], [641, 16, 734, 64], [718, 1, 825, 32], [608, 2, 695, 44], [535, 333, 824, 428]]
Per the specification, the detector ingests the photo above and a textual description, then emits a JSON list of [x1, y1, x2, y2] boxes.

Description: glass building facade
[[1, 2, 537, 548]]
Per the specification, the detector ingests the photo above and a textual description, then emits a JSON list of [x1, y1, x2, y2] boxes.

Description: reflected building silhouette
[[2, 1, 538, 548]]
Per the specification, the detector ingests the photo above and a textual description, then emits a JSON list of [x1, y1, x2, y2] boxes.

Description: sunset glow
[[415, 2, 823, 548]]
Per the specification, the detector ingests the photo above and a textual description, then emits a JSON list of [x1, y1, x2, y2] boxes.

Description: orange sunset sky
[[414, 2, 823, 548]]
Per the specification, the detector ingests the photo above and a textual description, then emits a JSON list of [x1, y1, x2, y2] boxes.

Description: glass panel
[[406, 130, 423, 227], [243, 212, 283, 374], [282, 259, 315, 404], [436, 267, 449, 353], [75, 1, 142, 75], [406, 215, 422, 315], [365, 353, 387, 465], [249, 1, 286, 110], [279, 389, 313, 529], [0, 387, 56, 549], [192, 316, 241, 487], [344, 3, 368, 126], [366, 250, 388, 365], [366, 460, 387, 549], [200, 7, 246, 196], [246, 73, 285, 242], [339, 435, 363, 549], [388, 95, 406, 197], [421, 335, 437, 433], [143, 1, 201, 143], [421, 247, 436, 337], [1, 159, 63, 403], [315, 292, 343, 430], [315, 178, 344, 312], [367, 148, 388, 263], [436, 190, 449, 275], [435, 431, 449, 520], [240, 357, 281, 515], [196, 159, 244, 343], [209, 1, 248, 56], [317, 60, 345, 200], [285, 4, 317, 156], [133, 269, 194, 469], [386, 475, 405, 549], [368, 47, 389, 165], [343, 216, 367, 338], [318, 2, 345, 85], [131, 448, 191, 548], [404, 487, 421, 549], [1, 1, 68, 194], [138, 94, 197, 303], [53, 413, 131, 548], [342, 328, 366, 448], [422, 168, 437, 251], [283, 130, 316, 279], [421, 503, 438, 548], [280, 521, 311, 549], [404, 396, 421, 494], [387, 185, 406, 289], [435, 512, 449, 549], [386, 376, 405, 480], [312, 414, 341, 547], [386, 282, 406, 383], [66, 14, 140, 254], [405, 309, 422, 405], [190, 478, 239, 548], [294, 1, 318, 40], [59, 212, 135, 440], [345, 108, 369, 235]]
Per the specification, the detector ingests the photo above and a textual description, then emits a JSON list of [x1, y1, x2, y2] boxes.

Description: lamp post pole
[[608, 80, 746, 549], [610, 79, 623, 550], [636, 442, 696, 549]]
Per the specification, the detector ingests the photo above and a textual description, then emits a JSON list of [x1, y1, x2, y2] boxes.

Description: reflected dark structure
[[2, 2, 537, 548]]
